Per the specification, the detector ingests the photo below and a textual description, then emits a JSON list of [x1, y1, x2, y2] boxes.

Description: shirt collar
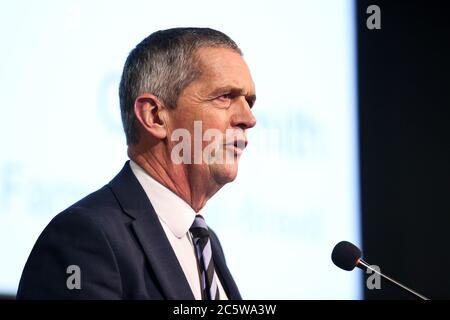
[[129, 160, 197, 239]]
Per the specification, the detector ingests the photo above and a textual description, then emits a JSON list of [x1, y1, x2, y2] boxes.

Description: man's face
[[167, 47, 256, 187]]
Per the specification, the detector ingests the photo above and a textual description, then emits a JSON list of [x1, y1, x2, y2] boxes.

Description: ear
[[133, 93, 167, 140]]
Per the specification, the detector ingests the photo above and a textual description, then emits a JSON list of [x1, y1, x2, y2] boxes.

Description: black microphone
[[331, 241, 429, 300]]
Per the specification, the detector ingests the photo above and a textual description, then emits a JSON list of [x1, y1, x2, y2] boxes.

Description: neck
[[128, 144, 217, 212]]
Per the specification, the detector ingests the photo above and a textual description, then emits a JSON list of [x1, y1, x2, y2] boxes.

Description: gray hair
[[119, 27, 242, 145]]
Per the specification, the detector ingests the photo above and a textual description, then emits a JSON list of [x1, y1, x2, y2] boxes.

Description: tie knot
[[190, 215, 209, 238]]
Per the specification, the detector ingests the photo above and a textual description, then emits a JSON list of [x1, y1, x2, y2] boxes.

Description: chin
[[211, 163, 239, 185]]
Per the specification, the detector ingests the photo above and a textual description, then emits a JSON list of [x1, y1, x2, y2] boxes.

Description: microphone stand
[[357, 259, 430, 300]]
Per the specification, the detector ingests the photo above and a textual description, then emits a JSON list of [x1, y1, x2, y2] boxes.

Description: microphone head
[[331, 241, 362, 271]]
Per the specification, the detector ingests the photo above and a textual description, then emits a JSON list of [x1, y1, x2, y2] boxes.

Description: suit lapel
[[209, 231, 242, 300], [130, 217, 195, 300], [108, 161, 195, 300]]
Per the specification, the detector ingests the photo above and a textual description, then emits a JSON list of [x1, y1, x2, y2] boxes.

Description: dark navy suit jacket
[[16, 161, 241, 299]]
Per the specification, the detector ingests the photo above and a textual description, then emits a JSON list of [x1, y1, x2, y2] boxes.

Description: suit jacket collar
[[210, 232, 242, 300], [108, 161, 241, 300], [108, 161, 195, 300]]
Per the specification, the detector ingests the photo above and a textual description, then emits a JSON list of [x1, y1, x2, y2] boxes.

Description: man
[[17, 27, 256, 299]]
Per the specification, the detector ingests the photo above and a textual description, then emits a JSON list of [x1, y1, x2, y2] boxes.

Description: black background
[[358, 0, 450, 299]]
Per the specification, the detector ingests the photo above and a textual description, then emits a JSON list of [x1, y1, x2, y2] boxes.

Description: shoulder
[[47, 184, 131, 235], [16, 185, 127, 299]]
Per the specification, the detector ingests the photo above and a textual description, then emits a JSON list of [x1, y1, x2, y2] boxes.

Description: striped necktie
[[190, 215, 220, 300]]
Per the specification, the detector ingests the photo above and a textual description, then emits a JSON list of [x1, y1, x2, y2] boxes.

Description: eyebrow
[[210, 86, 257, 107]]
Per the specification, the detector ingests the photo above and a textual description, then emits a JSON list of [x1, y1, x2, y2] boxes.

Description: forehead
[[195, 47, 255, 93]]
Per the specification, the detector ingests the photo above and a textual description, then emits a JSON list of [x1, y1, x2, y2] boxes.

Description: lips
[[225, 138, 247, 156], [233, 139, 247, 149]]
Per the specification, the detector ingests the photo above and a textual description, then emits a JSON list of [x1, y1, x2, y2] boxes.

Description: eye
[[214, 93, 233, 108], [217, 93, 232, 101]]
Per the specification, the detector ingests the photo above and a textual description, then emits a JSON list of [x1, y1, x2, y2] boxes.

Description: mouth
[[225, 139, 248, 156]]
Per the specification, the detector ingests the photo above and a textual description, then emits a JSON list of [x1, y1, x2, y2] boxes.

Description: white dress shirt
[[129, 160, 228, 300]]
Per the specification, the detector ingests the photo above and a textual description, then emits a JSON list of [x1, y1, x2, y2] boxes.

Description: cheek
[[199, 117, 229, 153], [203, 119, 227, 132], [201, 109, 230, 132], [167, 109, 197, 136], [169, 107, 231, 144]]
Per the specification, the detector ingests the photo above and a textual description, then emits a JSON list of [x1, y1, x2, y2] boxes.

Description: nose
[[231, 97, 257, 130]]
